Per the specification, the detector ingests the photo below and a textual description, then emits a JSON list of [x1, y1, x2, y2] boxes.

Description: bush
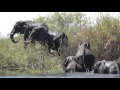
[[0, 12, 120, 75]]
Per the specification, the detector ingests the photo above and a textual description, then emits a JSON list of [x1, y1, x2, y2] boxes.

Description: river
[[0, 72, 120, 78]]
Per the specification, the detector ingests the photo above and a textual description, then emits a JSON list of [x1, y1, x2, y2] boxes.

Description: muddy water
[[0, 72, 120, 78]]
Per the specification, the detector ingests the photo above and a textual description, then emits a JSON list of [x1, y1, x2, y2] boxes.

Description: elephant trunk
[[10, 33, 18, 43]]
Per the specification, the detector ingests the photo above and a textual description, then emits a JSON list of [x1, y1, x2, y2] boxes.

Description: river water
[[0, 72, 120, 78]]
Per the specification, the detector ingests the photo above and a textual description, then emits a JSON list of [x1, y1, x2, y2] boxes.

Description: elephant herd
[[8, 20, 68, 56], [64, 42, 120, 74], [8, 20, 120, 74]]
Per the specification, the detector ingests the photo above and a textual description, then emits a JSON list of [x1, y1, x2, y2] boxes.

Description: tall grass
[[0, 37, 63, 75], [0, 12, 120, 75]]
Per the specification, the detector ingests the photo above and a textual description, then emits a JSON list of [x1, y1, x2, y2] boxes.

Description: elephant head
[[9, 21, 31, 43], [64, 56, 77, 73], [93, 60, 105, 73], [79, 41, 90, 50], [93, 60, 120, 74], [64, 56, 76, 68], [64, 56, 85, 73], [52, 32, 68, 55], [76, 41, 95, 72]]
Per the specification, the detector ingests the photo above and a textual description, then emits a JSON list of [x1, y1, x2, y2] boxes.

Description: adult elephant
[[93, 60, 120, 74], [46, 29, 68, 55], [64, 56, 85, 73], [8, 20, 48, 48], [25, 26, 68, 56], [75, 42, 95, 72]]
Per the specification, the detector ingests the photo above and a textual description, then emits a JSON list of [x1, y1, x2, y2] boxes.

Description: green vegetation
[[0, 12, 120, 76]]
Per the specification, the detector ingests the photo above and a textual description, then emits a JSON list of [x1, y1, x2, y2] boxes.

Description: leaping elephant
[[75, 42, 95, 72]]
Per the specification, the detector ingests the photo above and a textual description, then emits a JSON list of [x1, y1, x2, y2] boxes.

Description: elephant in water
[[75, 42, 95, 72], [93, 60, 120, 74], [64, 56, 85, 73]]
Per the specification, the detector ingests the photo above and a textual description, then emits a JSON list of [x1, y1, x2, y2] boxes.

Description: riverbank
[[0, 12, 120, 76]]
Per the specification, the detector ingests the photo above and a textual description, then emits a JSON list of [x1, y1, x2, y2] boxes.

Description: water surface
[[0, 72, 120, 78]]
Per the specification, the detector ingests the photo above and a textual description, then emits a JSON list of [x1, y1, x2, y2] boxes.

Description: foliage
[[0, 12, 120, 75]]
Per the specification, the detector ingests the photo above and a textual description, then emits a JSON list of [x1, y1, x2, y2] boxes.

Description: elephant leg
[[48, 45, 52, 54], [24, 42, 27, 49], [89, 67, 92, 72], [57, 47, 61, 56], [41, 40, 46, 47], [31, 39, 35, 46], [43, 40, 46, 46], [86, 68, 89, 72], [81, 64, 86, 72]]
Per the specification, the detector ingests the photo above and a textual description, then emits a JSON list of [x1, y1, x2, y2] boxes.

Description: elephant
[[75, 42, 95, 72], [25, 26, 68, 56], [45, 29, 68, 55], [93, 60, 120, 74], [8, 20, 48, 48], [24, 26, 48, 47], [64, 56, 85, 73]]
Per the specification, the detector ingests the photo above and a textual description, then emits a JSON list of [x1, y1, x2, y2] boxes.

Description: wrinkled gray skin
[[93, 60, 120, 74], [75, 42, 95, 72], [9, 21, 32, 43], [64, 56, 85, 73], [24, 25, 48, 47], [46, 29, 68, 56], [9, 20, 48, 48], [26, 26, 68, 56]]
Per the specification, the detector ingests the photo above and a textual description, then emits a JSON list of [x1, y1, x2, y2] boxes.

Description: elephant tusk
[[24, 40, 31, 43], [7, 33, 13, 36], [24, 41, 30, 43]]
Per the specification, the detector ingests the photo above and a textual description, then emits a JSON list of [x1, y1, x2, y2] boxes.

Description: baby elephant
[[93, 60, 120, 74], [64, 56, 85, 73]]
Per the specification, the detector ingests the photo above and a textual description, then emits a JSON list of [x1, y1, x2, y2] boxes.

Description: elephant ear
[[95, 61, 102, 68], [77, 42, 83, 49], [64, 57, 69, 68], [42, 23, 49, 30], [98, 60, 106, 69], [18, 21, 28, 33], [23, 20, 33, 28]]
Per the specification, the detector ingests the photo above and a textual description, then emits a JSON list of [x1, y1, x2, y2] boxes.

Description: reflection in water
[[0, 72, 120, 78]]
